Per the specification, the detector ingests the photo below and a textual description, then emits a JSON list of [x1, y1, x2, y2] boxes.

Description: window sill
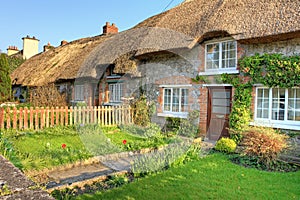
[[199, 69, 239, 76], [103, 102, 123, 106], [157, 112, 188, 119], [250, 120, 300, 131]]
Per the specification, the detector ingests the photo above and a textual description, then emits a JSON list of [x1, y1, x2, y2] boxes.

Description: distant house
[[12, 0, 300, 140]]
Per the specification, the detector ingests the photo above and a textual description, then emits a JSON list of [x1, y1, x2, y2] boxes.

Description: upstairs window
[[205, 40, 237, 70]]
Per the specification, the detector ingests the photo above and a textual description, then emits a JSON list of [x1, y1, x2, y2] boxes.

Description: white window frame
[[201, 39, 238, 75], [158, 86, 189, 118], [253, 87, 300, 130], [109, 83, 123, 103], [74, 85, 84, 101]]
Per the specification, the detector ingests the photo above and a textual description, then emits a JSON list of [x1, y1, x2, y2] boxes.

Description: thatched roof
[[12, 0, 300, 86], [11, 35, 113, 86], [135, 0, 300, 43]]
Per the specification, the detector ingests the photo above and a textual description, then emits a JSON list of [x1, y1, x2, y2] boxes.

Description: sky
[[0, 0, 184, 54]]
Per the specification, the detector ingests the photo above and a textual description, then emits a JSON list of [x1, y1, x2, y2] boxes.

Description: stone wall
[[241, 38, 300, 56], [121, 50, 201, 127]]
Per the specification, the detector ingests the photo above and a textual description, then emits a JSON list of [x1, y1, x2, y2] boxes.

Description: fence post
[[109, 106, 112, 126], [40, 107, 45, 129], [82, 106, 86, 125], [46, 107, 50, 128], [97, 106, 101, 124], [35, 107, 40, 130], [24, 107, 28, 129], [19, 108, 23, 130], [101, 106, 104, 126], [29, 107, 34, 129], [74, 106, 78, 124], [69, 106, 73, 126], [0, 108, 4, 129], [55, 107, 59, 126], [93, 106, 97, 124], [51, 107, 55, 127], [65, 106, 68, 126], [78, 106, 82, 125], [86, 106, 90, 124], [60, 107, 64, 126], [12, 107, 17, 129]]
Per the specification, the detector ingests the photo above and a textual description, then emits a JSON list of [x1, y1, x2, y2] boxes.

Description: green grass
[[0, 125, 175, 171], [77, 153, 300, 200]]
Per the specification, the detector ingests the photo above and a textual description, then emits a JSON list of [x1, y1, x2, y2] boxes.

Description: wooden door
[[207, 87, 232, 140]]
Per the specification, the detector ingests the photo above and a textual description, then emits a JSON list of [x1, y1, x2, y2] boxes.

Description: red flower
[[61, 143, 67, 149], [122, 140, 127, 145]]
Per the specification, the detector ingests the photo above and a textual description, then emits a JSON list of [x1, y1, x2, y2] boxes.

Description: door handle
[[216, 115, 224, 118]]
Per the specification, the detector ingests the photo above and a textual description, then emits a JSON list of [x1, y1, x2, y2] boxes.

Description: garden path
[[45, 141, 216, 192]]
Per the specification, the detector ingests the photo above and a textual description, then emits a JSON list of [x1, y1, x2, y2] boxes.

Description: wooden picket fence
[[0, 105, 133, 130]]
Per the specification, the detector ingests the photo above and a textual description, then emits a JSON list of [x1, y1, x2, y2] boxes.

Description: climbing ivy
[[222, 53, 299, 142], [239, 53, 300, 88]]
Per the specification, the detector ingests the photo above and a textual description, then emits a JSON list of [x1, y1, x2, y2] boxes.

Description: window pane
[[221, 41, 236, 68], [206, 43, 220, 69], [256, 88, 269, 119], [288, 88, 300, 121], [164, 89, 171, 112], [181, 89, 188, 112], [172, 89, 180, 112], [271, 88, 285, 120]]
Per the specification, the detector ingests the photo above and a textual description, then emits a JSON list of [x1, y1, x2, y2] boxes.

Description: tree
[[0, 53, 12, 102], [7, 55, 24, 73]]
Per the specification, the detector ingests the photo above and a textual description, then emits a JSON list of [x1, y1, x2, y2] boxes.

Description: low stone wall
[[0, 156, 54, 199]]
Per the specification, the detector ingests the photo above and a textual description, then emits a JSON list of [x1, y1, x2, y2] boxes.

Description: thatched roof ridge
[[11, 34, 113, 86], [134, 0, 300, 42]]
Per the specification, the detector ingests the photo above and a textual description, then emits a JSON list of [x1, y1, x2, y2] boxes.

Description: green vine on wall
[[239, 53, 300, 88], [222, 53, 299, 142]]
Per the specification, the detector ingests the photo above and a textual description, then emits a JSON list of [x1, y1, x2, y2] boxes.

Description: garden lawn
[[77, 153, 300, 200], [0, 125, 174, 171]]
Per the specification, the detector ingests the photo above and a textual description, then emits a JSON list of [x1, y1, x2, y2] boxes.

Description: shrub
[[119, 123, 161, 138], [165, 110, 200, 138], [215, 138, 237, 153], [29, 83, 67, 107], [131, 95, 155, 127], [240, 127, 288, 165]]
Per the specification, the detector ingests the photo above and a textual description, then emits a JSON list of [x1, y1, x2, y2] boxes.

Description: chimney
[[43, 42, 54, 52], [61, 40, 68, 46], [103, 22, 118, 35], [22, 35, 39, 59], [7, 46, 19, 56]]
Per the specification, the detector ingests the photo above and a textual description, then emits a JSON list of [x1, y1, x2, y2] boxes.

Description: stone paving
[[0, 155, 54, 200]]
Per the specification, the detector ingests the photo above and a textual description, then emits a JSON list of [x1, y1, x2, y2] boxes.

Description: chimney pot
[[103, 22, 118, 35], [61, 40, 68, 46]]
